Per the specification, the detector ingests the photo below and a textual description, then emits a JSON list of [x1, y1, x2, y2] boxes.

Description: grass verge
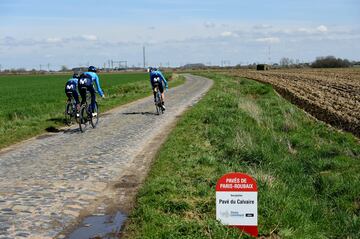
[[0, 72, 184, 149], [123, 72, 360, 238]]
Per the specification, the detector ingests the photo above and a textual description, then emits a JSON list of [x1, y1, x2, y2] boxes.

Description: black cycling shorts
[[153, 82, 164, 93]]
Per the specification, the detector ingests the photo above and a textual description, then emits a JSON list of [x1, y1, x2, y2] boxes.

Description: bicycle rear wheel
[[90, 102, 99, 128], [156, 92, 164, 115], [64, 102, 72, 126], [78, 104, 89, 132], [74, 106, 80, 124], [155, 95, 160, 115]]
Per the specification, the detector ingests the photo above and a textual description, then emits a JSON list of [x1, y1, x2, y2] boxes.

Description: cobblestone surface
[[0, 75, 212, 239]]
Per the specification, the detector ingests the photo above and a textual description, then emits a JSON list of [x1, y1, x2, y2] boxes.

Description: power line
[[221, 60, 231, 67], [111, 60, 128, 69]]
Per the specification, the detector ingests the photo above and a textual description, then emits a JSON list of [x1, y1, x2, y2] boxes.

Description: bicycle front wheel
[[155, 98, 160, 115]]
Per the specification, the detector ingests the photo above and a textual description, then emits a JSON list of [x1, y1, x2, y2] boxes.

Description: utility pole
[[143, 46, 146, 68], [268, 45, 271, 64]]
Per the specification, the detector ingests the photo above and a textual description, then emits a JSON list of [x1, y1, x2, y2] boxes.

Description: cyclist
[[78, 66, 105, 117], [65, 73, 80, 111], [148, 67, 168, 110]]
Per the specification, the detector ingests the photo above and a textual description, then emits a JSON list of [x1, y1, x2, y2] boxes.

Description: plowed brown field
[[226, 68, 360, 137]]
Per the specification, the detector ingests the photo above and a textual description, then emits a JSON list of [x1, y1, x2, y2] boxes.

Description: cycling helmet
[[72, 73, 80, 79], [148, 67, 158, 73], [88, 66, 97, 72]]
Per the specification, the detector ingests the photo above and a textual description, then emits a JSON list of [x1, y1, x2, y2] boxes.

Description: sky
[[0, 0, 359, 70]]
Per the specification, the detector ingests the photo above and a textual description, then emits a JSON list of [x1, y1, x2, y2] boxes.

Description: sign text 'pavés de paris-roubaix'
[[216, 172, 258, 237]]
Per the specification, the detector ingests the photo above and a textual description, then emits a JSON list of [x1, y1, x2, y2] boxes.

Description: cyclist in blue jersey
[[65, 73, 80, 110], [78, 66, 105, 117], [148, 67, 168, 110]]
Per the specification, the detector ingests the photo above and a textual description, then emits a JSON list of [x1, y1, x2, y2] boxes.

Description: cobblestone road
[[0, 75, 213, 239]]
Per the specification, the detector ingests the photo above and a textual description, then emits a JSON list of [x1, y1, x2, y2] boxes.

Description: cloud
[[0, 35, 102, 48], [255, 37, 280, 44], [253, 24, 273, 30], [204, 21, 216, 28], [81, 35, 98, 41], [317, 25, 328, 33], [1, 36, 16, 46], [295, 25, 328, 34], [221, 31, 237, 37], [0, 36, 38, 47], [297, 27, 311, 33], [1, 23, 359, 69], [45, 37, 63, 43]]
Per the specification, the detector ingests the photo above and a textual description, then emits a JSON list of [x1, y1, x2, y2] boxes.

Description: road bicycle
[[78, 90, 99, 132], [153, 84, 164, 115], [64, 93, 79, 126]]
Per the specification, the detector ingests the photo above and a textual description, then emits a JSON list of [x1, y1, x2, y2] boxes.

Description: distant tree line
[[2, 56, 359, 74], [276, 56, 356, 69], [0, 68, 48, 74], [311, 56, 352, 68]]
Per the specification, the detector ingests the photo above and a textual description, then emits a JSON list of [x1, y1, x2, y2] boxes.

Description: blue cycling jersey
[[66, 78, 79, 87], [150, 70, 168, 89], [81, 72, 104, 97]]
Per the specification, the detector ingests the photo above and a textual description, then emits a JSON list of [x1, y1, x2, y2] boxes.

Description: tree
[[61, 65, 69, 71], [311, 56, 351, 68], [280, 57, 291, 67]]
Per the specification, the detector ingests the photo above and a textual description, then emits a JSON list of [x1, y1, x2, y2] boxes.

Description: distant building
[[353, 62, 360, 68], [182, 63, 206, 69], [71, 67, 88, 73], [256, 64, 270, 70]]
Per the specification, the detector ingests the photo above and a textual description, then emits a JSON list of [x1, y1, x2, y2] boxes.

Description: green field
[[0, 72, 183, 149], [123, 73, 360, 238]]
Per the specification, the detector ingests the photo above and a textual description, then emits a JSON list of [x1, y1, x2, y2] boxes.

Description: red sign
[[216, 173, 258, 237]]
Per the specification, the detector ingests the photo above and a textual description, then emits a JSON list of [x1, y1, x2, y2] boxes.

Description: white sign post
[[216, 172, 258, 237]]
